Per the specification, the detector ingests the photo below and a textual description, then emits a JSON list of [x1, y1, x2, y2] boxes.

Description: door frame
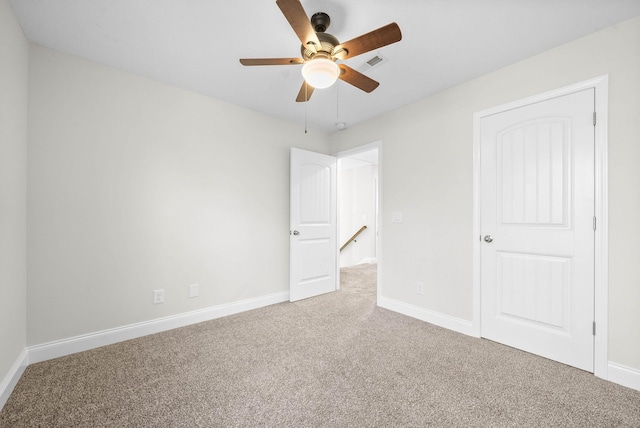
[[472, 76, 609, 379], [334, 141, 383, 303]]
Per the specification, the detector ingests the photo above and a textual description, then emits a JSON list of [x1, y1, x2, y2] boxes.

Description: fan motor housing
[[301, 31, 340, 61]]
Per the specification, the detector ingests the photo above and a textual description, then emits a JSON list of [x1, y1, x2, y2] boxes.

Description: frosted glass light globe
[[301, 58, 339, 89]]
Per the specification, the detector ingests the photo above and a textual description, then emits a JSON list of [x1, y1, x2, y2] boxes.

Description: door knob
[[292, 230, 300, 236], [483, 235, 493, 243]]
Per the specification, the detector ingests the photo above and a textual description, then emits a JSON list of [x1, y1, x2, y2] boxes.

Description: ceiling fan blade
[[296, 81, 314, 102], [338, 64, 379, 93], [239, 58, 304, 66], [333, 23, 402, 60], [276, 0, 321, 52]]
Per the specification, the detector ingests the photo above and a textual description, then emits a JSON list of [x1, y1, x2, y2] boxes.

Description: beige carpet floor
[[1, 263, 639, 427]]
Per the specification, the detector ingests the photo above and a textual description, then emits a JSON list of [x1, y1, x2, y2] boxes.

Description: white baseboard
[[377, 296, 476, 337], [28, 291, 289, 364], [608, 362, 640, 391], [0, 348, 28, 411]]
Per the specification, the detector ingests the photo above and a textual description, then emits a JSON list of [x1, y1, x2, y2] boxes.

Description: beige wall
[[27, 46, 330, 345], [0, 0, 28, 389], [330, 16, 640, 370]]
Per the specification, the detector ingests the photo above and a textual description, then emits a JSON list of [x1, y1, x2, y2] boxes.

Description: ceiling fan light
[[301, 58, 339, 89]]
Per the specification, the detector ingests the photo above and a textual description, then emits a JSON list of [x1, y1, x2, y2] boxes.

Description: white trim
[[28, 291, 288, 364], [472, 75, 609, 376], [0, 348, 28, 411], [378, 296, 475, 337], [334, 141, 383, 304], [593, 76, 609, 379], [608, 362, 640, 392], [472, 109, 483, 338]]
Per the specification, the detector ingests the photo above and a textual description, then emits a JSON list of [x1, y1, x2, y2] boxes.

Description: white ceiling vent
[[356, 54, 388, 74]]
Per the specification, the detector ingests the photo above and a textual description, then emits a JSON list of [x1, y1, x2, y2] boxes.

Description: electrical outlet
[[153, 289, 164, 304], [416, 281, 425, 295], [189, 284, 199, 298]]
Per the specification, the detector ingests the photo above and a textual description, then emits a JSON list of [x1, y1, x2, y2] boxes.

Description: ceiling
[[9, 0, 640, 133]]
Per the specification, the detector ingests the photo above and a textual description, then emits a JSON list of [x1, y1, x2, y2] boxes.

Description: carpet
[[1, 263, 639, 427]]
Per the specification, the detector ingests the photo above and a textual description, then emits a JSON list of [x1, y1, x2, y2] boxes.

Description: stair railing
[[340, 225, 367, 252]]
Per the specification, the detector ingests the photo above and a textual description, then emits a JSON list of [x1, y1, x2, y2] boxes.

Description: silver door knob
[[292, 230, 300, 236], [483, 235, 493, 243]]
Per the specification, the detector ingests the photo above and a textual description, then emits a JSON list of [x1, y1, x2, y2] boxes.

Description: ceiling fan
[[239, 0, 402, 102]]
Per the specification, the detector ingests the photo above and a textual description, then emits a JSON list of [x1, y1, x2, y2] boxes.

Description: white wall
[[339, 164, 377, 267], [330, 16, 640, 371], [0, 0, 28, 404], [27, 46, 330, 345]]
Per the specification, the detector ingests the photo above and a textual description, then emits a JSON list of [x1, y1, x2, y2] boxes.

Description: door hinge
[[593, 321, 596, 336], [593, 111, 596, 126], [593, 216, 597, 231]]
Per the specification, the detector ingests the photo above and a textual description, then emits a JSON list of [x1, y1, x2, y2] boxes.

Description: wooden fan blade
[[333, 23, 402, 60], [296, 81, 314, 102], [338, 64, 379, 93], [276, 0, 321, 52], [239, 58, 304, 66]]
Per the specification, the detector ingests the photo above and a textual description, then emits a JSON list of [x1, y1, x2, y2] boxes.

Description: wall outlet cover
[[189, 284, 199, 298], [153, 289, 164, 304]]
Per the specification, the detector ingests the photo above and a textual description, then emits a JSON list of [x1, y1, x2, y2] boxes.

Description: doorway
[[336, 142, 381, 298]]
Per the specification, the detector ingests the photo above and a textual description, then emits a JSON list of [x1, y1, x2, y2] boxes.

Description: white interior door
[[290, 148, 337, 302], [480, 89, 595, 372]]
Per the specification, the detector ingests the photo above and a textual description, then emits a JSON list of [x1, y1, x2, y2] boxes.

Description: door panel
[[290, 148, 337, 302], [497, 252, 570, 330], [480, 89, 595, 372], [499, 120, 569, 227]]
